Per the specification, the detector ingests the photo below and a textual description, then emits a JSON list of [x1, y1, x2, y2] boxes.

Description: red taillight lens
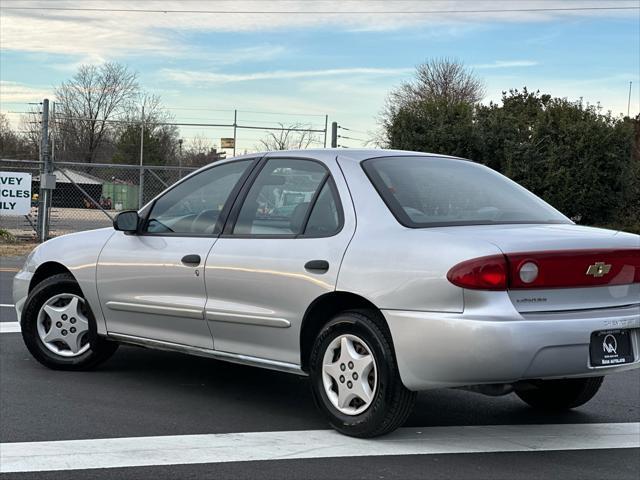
[[448, 249, 640, 291], [508, 249, 640, 289], [447, 255, 508, 290]]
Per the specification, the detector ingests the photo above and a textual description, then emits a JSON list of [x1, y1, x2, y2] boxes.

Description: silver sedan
[[13, 149, 640, 437]]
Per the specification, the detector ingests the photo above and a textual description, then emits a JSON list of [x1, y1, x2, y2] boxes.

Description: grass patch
[[0, 228, 37, 257], [0, 242, 37, 257]]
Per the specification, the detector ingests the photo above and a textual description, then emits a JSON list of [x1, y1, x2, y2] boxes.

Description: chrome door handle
[[304, 260, 329, 273], [181, 254, 201, 266]]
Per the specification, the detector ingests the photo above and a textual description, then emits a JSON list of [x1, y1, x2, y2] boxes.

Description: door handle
[[181, 254, 201, 266], [305, 260, 329, 273]]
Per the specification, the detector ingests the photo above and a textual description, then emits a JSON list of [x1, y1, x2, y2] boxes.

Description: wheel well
[[299, 291, 388, 372], [29, 262, 74, 292]]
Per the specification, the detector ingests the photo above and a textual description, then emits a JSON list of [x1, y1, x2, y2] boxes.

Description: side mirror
[[113, 210, 139, 233]]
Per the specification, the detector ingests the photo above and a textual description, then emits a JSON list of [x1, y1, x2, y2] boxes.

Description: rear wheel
[[309, 310, 416, 438], [515, 377, 604, 410], [21, 273, 118, 370]]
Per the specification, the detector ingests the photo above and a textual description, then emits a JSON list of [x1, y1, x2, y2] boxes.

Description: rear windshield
[[362, 156, 570, 228]]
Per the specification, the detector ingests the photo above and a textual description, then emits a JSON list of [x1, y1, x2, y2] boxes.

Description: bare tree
[[17, 108, 41, 159], [186, 134, 213, 157], [391, 58, 485, 108], [54, 62, 139, 163], [181, 134, 225, 167], [113, 94, 180, 166], [257, 123, 319, 151], [378, 58, 485, 147], [0, 113, 29, 158]]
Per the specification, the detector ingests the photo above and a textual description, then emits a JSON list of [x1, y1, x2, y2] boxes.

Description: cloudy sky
[[1, 0, 638, 150]]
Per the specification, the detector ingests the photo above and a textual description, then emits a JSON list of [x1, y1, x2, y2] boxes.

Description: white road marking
[[0, 322, 20, 333], [1, 423, 638, 473], [0, 304, 15, 308]]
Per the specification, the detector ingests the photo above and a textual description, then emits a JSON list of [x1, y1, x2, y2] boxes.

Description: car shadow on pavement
[[100, 345, 612, 429], [3, 337, 634, 443]]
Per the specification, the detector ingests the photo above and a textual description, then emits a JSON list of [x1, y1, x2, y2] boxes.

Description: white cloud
[[163, 67, 414, 85], [1, 0, 635, 59], [0, 81, 53, 103], [0, 81, 54, 128], [473, 60, 539, 69]]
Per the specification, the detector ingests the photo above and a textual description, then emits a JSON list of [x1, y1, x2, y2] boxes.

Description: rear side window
[[305, 181, 342, 236], [362, 156, 570, 228], [233, 159, 328, 236]]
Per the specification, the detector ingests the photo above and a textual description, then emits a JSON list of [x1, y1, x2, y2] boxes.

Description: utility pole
[[138, 105, 145, 209], [331, 121, 338, 148], [233, 109, 237, 157], [323, 115, 328, 148], [178, 138, 184, 178], [628, 81, 633, 117], [37, 99, 55, 242]]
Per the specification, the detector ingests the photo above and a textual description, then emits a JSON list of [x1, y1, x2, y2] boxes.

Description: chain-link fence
[[0, 158, 197, 239]]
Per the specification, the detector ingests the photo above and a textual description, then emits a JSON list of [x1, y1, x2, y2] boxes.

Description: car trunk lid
[[440, 224, 640, 312]]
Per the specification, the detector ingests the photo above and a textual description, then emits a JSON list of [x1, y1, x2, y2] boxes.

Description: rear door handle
[[305, 260, 329, 273], [181, 254, 201, 266]]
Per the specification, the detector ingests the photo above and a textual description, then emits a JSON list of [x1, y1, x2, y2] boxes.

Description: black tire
[[309, 310, 416, 438], [515, 376, 604, 410], [21, 273, 118, 370]]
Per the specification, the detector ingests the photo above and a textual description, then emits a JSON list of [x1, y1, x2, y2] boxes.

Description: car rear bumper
[[383, 304, 640, 391]]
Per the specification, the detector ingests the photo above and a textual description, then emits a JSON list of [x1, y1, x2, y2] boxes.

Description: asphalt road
[[1, 260, 639, 479], [1, 267, 18, 324]]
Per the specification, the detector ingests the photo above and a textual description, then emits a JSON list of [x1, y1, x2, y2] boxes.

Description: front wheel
[[21, 273, 118, 370], [515, 377, 604, 410], [309, 310, 416, 438]]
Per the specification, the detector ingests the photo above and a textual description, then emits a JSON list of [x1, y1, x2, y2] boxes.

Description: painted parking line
[[1, 423, 638, 474], [0, 322, 20, 333], [0, 268, 19, 272], [0, 304, 15, 308]]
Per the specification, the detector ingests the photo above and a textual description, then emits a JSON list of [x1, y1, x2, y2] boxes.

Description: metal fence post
[[233, 109, 237, 157], [323, 115, 328, 148], [138, 105, 145, 209], [37, 99, 52, 242], [331, 122, 338, 148]]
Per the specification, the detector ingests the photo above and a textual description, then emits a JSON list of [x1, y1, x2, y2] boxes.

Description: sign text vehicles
[[0, 172, 32, 215]]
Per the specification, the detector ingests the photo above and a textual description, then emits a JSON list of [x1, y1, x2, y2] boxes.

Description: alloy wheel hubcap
[[36, 293, 91, 357], [322, 334, 378, 415]]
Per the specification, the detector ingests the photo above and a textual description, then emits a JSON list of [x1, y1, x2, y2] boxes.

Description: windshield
[[362, 156, 570, 228]]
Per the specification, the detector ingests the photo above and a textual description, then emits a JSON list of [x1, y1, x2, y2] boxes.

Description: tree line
[[0, 63, 227, 169], [380, 59, 639, 232]]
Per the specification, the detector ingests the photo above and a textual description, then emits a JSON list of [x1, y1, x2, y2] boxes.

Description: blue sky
[[1, 1, 638, 152]]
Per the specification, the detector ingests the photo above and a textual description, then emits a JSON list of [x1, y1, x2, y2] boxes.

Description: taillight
[[448, 249, 640, 290], [508, 249, 640, 289], [446, 255, 508, 290]]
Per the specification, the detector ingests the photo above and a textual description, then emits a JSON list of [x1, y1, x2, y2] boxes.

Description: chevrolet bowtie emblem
[[586, 262, 612, 277]]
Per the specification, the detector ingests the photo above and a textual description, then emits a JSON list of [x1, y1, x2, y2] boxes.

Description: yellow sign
[[220, 138, 235, 149]]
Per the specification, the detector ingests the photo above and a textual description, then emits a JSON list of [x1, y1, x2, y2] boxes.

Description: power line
[[1, 6, 637, 14], [338, 126, 367, 135], [338, 135, 366, 142]]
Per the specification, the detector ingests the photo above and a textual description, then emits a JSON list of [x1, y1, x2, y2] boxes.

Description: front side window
[[233, 159, 333, 236], [145, 159, 253, 235], [363, 156, 570, 228]]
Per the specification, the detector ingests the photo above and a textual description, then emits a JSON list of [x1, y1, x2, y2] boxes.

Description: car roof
[[230, 148, 463, 163]]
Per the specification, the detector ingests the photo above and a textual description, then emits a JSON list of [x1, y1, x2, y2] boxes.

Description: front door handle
[[305, 260, 329, 273], [181, 254, 201, 266]]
